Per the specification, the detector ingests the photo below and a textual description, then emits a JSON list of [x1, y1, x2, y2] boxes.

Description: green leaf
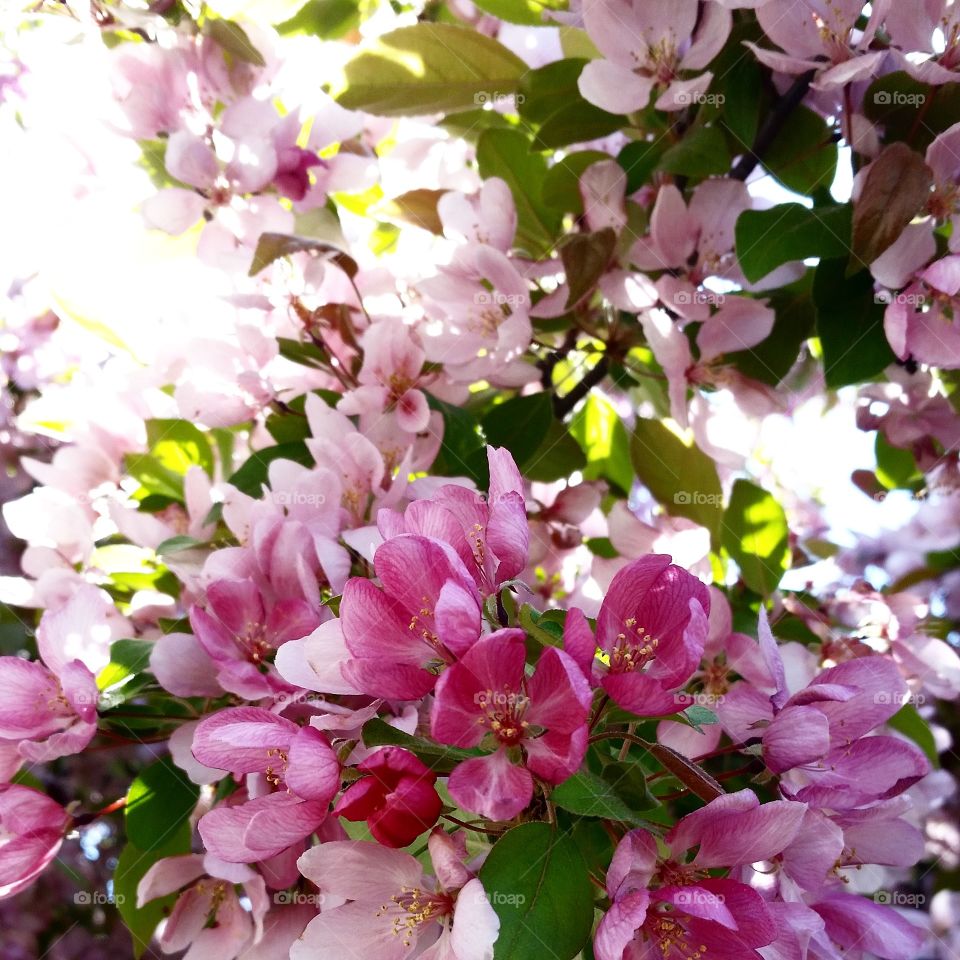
[[551, 769, 649, 823], [734, 204, 852, 283], [658, 125, 731, 177], [561, 228, 616, 308], [762, 105, 837, 195], [570, 393, 633, 493], [519, 604, 567, 647], [477, 128, 563, 256], [425, 393, 488, 484], [97, 639, 154, 691], [875, 432, 921, 490], [479, 822, 594, 960], [336, 24, 528, 117], [125, 454, 186, 501], [482, 393, 553, 469], [683, 704, 719, 733], [361, 718, 480, 774], [887, 704, 939, 767], [813, 258, 895, 388], [617, 139, 669, 193], [721, 479, 790, 596], [115, 822, 192, 958], [519, 59, 592, 124], [201, 18, 265, 65], [471, 0, 557, 26], [863, 74, 960, 151], [146, 419, 215, 478], [631, 419, 723, 543], [276, 0, 359, 38], [125, 757, 200, 851], [249, 232, 357, 277], [227, 442, 314, 497], [523, 419, 587, 482]]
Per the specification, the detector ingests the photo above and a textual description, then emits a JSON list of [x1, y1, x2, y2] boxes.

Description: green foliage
[[721, 479, 790, 596], [125, 419, 214, 501], [115, 822, 193, 958], [479, 822, 594, 960], [735, 204, 852, 284], [762, 105, 837, 194], [631, 419, 723, 544], [813, 258, 895, 388], [477, 128, 563, 256], [336, 24, 528, 116], [570, 394, 633, 493], [125, 757, 200, 851]]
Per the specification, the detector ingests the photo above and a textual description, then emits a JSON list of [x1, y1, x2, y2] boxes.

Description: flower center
[[476, 686, 531, 746], [377, 886, 453, 948], [409, 598, 455, 668], [646, 910, 708, 960], [610, 618, 659, 674]]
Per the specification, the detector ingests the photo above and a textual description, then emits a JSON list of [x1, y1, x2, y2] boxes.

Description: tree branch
[[730, 69, 816, 182]]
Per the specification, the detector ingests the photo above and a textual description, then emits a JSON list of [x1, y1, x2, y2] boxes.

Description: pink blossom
[[378, 446, 529, 596], [338, 319, 431, 434], [578, 0, 731, 114], [187, 578, 320, 698], [339, 534, 483, 699], [0, 655, 98, 764], [293, 836, 499, 960], [137, 853, 270, 960], [565, 555, 710, 716], [431, 629, 592, 820], [418, 246, 535, 387], [746, 0, 886, 90], [0, 785, 69, 900], [194, 708, 340, 863], [595, 790, 805, 960]]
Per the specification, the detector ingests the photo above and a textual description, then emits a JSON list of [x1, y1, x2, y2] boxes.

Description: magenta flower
[[292, 834, 499, 960], [0, 785, 69, 900], [193, 707, 340, 863], [565, 554, 710, 717], [717, 614, 930, 805], [187, 578, 320, 699], [334, 747, 442, 848], [340, 534, 483, 699], [595, 790, 805, 960], [378, 446, 530, 596], [431, 628, 592, 820], [0, 656, 98, 765]]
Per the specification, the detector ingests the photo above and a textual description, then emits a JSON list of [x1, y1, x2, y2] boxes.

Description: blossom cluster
[[1, 0, 960, 959]]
